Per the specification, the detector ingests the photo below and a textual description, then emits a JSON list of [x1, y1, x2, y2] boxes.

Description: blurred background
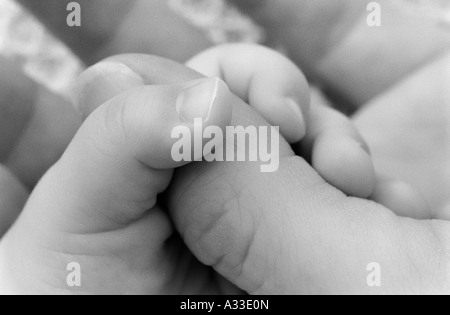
[[0, 0, 81, 95], [0, 0, 449, 96], [0, 0, 264, 95]]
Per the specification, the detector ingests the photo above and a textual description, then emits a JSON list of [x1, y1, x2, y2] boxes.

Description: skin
[[0, 57, 81, 237], [19, 0, 450, 106], [0, 58, 81, 188], [0, 51, 365, 294], [355, 51, 450, 216], [186, 44, 375, 198], [12, 0, 447, 209], [232, 0, 450, 106], [185, 45, 431, 217], [0, 1, 447, 294], [0, 53, 449, 295]]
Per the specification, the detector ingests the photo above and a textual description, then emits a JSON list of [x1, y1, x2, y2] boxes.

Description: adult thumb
[[18, 77, 232, 235]]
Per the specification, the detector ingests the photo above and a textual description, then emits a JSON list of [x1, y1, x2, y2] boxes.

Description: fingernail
[[176, 78, 225, 123], [70, 61, 144, 117], [284, 98, 307, 143]]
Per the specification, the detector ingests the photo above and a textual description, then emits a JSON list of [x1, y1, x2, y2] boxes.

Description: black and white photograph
[[0, 0, 449, 298]]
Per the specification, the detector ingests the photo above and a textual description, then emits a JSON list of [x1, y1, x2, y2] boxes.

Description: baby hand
[[186, 44, 429, 217], [187, 44, 376, 197]]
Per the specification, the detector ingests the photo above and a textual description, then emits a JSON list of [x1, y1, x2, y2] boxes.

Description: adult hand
[[0, 1, 447, 295], [1, 54, 448, 295], [0, 57, 81, 236], [0, 0, 211, 237], [16, 0, 448, 211], [0, 55, 239, 294]]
